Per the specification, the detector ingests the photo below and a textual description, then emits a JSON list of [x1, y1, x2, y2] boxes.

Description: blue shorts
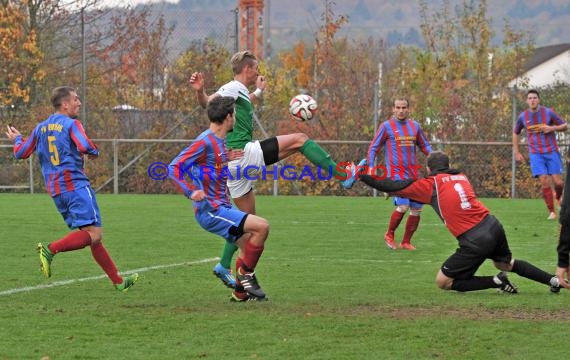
[[529, 152, 563, 177], [393, 196, 423, 209], [53, 186, 101, 229], [195, 204, 247, 243]]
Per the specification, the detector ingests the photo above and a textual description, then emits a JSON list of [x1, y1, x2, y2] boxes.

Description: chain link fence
[[2, 137, 566, 198], [167, 9, 238, 57]]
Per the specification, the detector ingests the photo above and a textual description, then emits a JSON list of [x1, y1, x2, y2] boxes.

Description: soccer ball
[[289, 94, 318, 121]]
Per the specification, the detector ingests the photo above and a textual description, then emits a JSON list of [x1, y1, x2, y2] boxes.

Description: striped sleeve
[[168, 140, 206, 198], [70, 120, 98, 155], [367, 123, 387, 165], [549, 108, 566, 126], [415, 123, 432, 155], [13, 127, 38, 159], [513, 113, 525, 134]]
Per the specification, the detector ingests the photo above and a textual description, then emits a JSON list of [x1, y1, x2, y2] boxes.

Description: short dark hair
[[393, 97, 410, 107], [207, 96, 235, 124], [51, 86, 76, 109], [427, 151, 450, 172], [527, 89, 540, 98]]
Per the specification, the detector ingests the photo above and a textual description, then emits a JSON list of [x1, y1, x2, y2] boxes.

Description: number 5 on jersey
[[48, 135, 60, 165]]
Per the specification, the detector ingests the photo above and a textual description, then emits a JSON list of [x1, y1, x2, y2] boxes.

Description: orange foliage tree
[[0, 0, 44, 118]]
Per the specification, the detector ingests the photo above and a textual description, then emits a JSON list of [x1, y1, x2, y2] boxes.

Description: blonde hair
[[230, 50, 257, 75]]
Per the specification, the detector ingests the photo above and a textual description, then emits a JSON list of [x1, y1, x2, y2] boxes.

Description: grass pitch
[[0, 193, 568, 359]]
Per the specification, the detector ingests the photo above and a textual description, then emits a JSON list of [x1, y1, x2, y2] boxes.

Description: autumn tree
[[385, 0, 533, 142], [0, 0, 44, 120]]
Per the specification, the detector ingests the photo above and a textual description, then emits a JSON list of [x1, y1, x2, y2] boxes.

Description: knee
[[409, 208, 422, 216], [396, 205, 409, 213], [494, 260, 513, 272], [259, 219, 270, 237], [84, 228, 103, 243], [539, 178, 550, 188], [435, 271, 453, 290]]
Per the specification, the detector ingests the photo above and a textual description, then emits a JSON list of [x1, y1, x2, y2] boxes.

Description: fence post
[[273, 176, 278, 196], [29, 155, 34, 194], [113, 139, 119, 194]]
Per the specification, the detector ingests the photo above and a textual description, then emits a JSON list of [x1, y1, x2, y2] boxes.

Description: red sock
[[90, 241, 122, 284], [402, 215, 420, 244], [555, 184, 563, 202], [387, 210, 405, 235], [48, 230, 92, 254], [241, 240, 264, 271], [542, 187, 554, 212]]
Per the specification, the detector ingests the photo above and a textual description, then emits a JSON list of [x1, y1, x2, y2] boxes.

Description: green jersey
[[217, 80, 254, 150]]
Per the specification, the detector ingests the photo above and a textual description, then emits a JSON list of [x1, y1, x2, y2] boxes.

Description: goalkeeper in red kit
[[360, 151, 568, 293]]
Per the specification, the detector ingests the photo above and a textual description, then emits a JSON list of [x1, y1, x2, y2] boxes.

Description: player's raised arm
[[190, 72, 218, 109], [249, 75, 266, 102], [7, 125, 37, 159]]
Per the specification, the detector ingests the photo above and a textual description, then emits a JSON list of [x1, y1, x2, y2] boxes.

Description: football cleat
[[384, 232, 397, 250], [342, 158, 367, 189], [213, 263, 236, 289], [37, 242, 53, 278], [549, 277, 567, 293], [496, 271, 518, 294], [115, 273, 139, 292], [399, 242, 416, 251], [236, 269, 266, 299], [547, 212, 557, 220], [230, 290, 268, 302]]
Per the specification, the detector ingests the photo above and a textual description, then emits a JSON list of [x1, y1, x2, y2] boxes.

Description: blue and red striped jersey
[[514, 106, 566, 154], [367, 117, 432, 180], [13, 114, 98, 197], [169, 129, 229, 211]]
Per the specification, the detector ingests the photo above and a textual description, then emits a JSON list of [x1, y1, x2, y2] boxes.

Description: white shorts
[[227, 141, 265, 198]]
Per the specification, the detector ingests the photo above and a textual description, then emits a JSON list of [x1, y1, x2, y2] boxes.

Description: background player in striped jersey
[[346, 97, 431, 250], [513, 89, 567, 220], [5, 86, 138, 292], [168, 96, 270, 302], [360, 151, 567, 293], [190, 50, 356, 285]]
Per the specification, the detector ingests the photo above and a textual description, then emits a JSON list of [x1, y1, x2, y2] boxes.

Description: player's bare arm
[[250, 75, 266, 102], [190, 72, 217, 109], [227, 149, 244, 161], [542, 123, 568, 134], [190, 189, 206, 201], [512, 132, 524, 162], [555, 267, 570, 289]]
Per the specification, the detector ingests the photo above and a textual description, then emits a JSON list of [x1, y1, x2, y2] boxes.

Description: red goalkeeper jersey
[[393, 173, 489, 237]]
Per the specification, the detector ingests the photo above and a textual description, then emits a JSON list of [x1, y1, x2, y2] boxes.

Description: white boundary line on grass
[[0, 257, 219, 297]]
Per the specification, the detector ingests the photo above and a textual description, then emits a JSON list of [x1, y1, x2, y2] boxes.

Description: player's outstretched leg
[[509, 259, 561, 293]]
